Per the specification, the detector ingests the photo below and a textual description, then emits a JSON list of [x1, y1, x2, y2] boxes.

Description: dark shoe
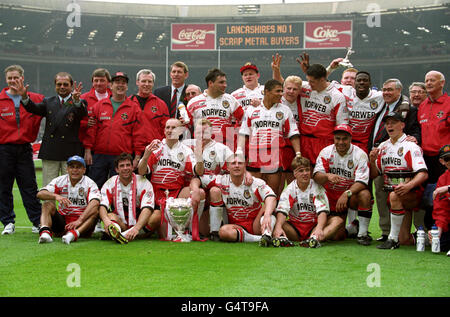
[[357, 234, 372, 246], [259, 234, 272, 247], [299, 236, 321, 248], [376, 234, 388, 242], [209, 231, 220, 242], [346, 219, 359, 239], [376, 238, 399, 249], [272, 236, 294, 247], [107, 224, 128, 245]]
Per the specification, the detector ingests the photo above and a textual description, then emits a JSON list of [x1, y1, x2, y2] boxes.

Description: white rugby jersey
[[204, 175, 276, 224], [41, 175, 101, 217], [280, 96, 300, 124], [182, 139, 233, 185], [186, 92, 244, 140], [239, 103, 299, 151], [277, 179, 329, 224], [375, 133, 428, 185], [100, 174, 155, 226], [231, 84, 265, 112], [299, 82, 349, 137], [314, 143, 370, 194], [146, 139, 196, 190], [346, 89, 384, 148]]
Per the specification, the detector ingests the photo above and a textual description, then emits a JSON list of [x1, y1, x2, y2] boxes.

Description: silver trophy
[[165, 196, 193, 242], [383, 170, 415, 192], [339, 47, 355, 68]]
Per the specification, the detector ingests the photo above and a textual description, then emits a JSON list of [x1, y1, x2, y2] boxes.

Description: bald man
[[418, 70, 450, 229]]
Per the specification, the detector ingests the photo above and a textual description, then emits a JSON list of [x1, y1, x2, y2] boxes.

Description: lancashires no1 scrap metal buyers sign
[[171, 21, 351, 51]]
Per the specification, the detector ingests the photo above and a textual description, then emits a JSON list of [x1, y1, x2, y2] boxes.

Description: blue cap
[[67, 155, 86, 167]]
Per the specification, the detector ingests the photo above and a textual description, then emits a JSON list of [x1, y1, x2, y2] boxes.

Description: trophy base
[[172, 232, 192, 242]]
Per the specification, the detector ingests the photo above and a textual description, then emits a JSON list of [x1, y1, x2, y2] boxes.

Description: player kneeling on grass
[[369, 112, 428, 250], [273, 156, 329, 248], [313, 124, 373, 246], [37, 155, 101, 245], [205, 153, 277, 245], [99, 153, 158, 244]]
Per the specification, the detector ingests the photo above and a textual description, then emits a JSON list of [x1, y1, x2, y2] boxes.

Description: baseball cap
[[67, 155, 86, 167], [111, 71, 129, 83], [333, 124, 353, 136], [382, 111, 405, 122], [439, 144, 450, 158], [240, 62, 259, 74]]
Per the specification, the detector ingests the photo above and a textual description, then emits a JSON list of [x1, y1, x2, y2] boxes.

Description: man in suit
[[368, 78, 421, 241], [16, 72, 87, 187], [153, 61, 189, 119]]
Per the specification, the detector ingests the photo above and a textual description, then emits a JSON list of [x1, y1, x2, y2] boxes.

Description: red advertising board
[[304, 20, 352, 49], [171, 23, 216, 51]]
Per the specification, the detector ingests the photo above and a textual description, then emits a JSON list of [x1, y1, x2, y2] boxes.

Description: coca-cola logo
[[313, 27, 339, 39], [178, 29, 207, 41]]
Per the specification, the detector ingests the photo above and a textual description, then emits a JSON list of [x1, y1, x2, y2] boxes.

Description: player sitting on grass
[[273, 156, 329, 248], [205, 153, 277, 245], [37, 156, 100, 245], [99, 153, 158, 244]]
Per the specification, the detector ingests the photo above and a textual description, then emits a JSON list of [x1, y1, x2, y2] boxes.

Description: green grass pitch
[[0, 162, 449, 298]]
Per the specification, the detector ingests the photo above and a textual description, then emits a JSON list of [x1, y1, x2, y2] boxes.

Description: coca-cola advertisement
[[171, 23, 216, 51], [304, 20, 352, 49]]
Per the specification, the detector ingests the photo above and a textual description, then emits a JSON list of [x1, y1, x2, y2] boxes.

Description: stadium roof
[[0, 0, 448, 18]]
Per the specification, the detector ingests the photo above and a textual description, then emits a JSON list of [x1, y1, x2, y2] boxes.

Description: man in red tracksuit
[[430, 144, 450, 254], [417, 70, 450, 229], [0, 65, 44, 234], [130, 69, 169, 146], [84, 71, 143, 190], [79, 68, 112, 148]]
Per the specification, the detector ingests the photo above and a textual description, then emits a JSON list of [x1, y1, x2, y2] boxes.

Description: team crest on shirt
[[309, 193, 314, 204], [209, 150, 216, 159], [222, 100, 230, 109], [243, 189, 251, 199], [370, 100, 378, 110], [323, 96, 331, 104], [397, 147, 404, 157], [437, 111, 444, 118], [276, 112, 284, 120], [78, 187, 84, 197], [151, 106, 157, 113], [121, 113, 128, 120], [347, 159, 354, 169], [177, 152, 185, 162]]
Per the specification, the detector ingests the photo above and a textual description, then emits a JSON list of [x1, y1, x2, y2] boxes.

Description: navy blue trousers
[[88, 153, 117, 190], [0, 143, 42, 227]]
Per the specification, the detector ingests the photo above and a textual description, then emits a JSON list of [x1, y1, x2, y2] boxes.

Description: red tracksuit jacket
[[0, 88, 44, 144]]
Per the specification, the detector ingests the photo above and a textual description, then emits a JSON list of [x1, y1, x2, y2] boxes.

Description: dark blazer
[[153, 84, 188, 118], [368, 95, 421, 152], [22, 96, 87, 161]]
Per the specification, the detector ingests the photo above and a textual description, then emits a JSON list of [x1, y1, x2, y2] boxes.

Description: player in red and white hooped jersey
[[369, 112, 428, 249], [274, 156, 329, 248], [37, 156, 101, 245], [205, 154, 277, 244], [138, 118, 205, 240], [238, 79, 301, 197], [313, 124, 373, 245], [186, 68, 244, 150], [231, 63, 265, 112], [99, 153, 157, 244]]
